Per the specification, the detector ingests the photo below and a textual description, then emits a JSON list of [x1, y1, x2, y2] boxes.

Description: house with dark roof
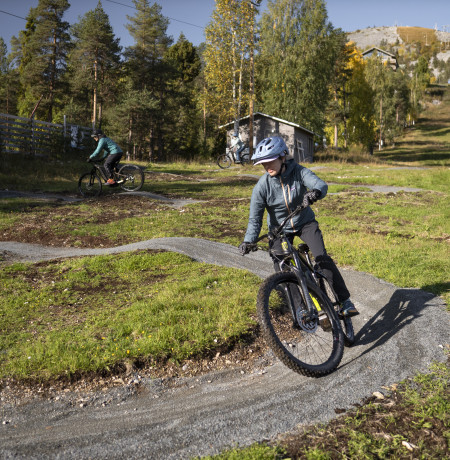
[[362, 47, 398, 70], [219, 112, 315, 163]]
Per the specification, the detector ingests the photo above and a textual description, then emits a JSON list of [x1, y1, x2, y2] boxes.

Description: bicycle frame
[[90, 161, 123, 182], [227, 146, 250, 163], [270, 234, 319, 324], [226, 147, 237, 163], [253, 203, 336, 327], [88, 162, 108, 182]]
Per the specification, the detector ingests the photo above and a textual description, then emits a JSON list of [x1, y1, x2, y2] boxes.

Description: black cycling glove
[[239, 242, 254, 255], [302, 189, 321, 207]]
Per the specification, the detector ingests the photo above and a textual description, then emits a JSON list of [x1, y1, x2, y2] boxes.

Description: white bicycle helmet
[[252, 137, 288, 165]]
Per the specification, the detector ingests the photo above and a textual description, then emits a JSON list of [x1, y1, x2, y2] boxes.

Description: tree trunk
[[93, 59, 98, 127], [379, 96, 383, 150]]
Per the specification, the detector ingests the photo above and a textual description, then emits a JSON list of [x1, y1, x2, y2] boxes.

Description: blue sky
[[1, 0, 449, 52]]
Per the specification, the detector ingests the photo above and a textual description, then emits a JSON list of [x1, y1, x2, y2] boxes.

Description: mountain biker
[[230, 132, 245, 164], [88, 130, 123, 186], [238, 136, 359, 317]]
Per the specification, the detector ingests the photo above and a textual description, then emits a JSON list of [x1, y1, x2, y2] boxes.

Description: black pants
[[104, 153, 123, 179], [271, 220, 350, 302]]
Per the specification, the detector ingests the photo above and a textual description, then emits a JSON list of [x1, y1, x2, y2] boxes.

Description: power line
[[0, 9, 27, 21], [104, 0, 203, 29], [1, 3, 204, 31]]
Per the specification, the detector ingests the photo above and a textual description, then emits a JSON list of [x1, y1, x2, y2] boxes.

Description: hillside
[[347, 26, 450, 82], [347, 26, 450, 54]]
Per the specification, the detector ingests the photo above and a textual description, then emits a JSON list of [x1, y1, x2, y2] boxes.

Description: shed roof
[[219, 112, 315, 136], [362, 47, 397, 59]]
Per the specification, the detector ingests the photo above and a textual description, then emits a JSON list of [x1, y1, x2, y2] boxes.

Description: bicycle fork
[[280, 266, 319, 328]]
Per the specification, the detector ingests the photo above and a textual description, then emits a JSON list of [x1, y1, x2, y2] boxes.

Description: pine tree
[[67, 1, 121, 127], [123, 0, 173, 160], [0, 38, 19, 114], [165, 34, 201, 159], [16, 0, 71, 122]]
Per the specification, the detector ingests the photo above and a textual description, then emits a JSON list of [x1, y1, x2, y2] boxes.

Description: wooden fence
[[0, 113, 92, 156]]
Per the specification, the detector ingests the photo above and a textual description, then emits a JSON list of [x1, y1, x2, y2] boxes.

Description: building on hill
[[219, 112, 315, 163], [362, 47, 399, 70]]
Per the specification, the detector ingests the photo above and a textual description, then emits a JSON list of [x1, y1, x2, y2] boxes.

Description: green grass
[[315, 191, 449, 300], [0, 84, 448, 460], [0, 251, 259, 380]]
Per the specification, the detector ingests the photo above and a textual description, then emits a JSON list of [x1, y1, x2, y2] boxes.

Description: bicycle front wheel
[[78, 172, 102, 197], [217, 154, 232, 169], [117, 164, 144, 191], [257, 271, 344, 377]]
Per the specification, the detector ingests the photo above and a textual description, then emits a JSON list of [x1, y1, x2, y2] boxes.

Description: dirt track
[[0, 237, 448, 459]]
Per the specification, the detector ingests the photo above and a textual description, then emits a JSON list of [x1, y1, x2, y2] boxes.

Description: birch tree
[[204, 0, 256, 129], [258, 0, 340, 135]]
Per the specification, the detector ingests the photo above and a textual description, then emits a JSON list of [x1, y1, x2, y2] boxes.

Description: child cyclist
[[238, 136, 359, 317]]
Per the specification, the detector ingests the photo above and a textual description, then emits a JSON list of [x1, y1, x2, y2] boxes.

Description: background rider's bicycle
[[78, 160, 145, 197], [217, 147, 250, 169], [244, 203, 355, 377]]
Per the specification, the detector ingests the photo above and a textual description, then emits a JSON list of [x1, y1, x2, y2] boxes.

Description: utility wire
[[104, 0, 204, 29], [0, 9, 27, 21], [1, 3, 204, 30]]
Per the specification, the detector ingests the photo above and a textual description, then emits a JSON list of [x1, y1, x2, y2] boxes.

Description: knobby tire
[[118, 165, 144, 191], [78, 172, 102, 197], [217, 154, 232, 169], [257, 271, 344, 377]]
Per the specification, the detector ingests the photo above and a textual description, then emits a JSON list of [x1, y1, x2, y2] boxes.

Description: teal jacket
[[244, 158, 328, 243], [89, 137, 123, 160]]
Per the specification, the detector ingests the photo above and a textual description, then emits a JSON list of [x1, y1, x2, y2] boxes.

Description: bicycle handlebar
[[255, 203, 308, 244], [242, 203, 308, 254]]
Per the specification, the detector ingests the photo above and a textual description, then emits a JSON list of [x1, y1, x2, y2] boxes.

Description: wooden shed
[[362, 47, 398, 70], [219, 112, 315, 163]]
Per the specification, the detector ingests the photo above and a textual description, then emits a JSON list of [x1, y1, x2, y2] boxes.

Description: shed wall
[[225, 114, 314, 163]]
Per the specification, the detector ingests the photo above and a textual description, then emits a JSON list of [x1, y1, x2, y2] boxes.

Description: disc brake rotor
[[296, 308, 318, 333]]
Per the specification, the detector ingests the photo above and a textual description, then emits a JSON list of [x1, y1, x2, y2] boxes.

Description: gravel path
[[0, 237, 448, 459]]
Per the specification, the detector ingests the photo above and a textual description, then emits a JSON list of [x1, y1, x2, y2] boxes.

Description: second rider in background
[[230, 132, 246, 164], [89, 130, 123, 186], [238, 136, 359, 317]]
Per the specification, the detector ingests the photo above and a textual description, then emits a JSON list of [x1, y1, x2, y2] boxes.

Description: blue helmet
[[251, 137, 288, 165]]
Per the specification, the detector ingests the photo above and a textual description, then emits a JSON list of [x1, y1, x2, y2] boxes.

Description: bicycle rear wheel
[[257, 271, 344, 377], [117, 164, 144, 191], [241, 153, 250, 164], [78, 172, 102, 197], [217, 154, 232, 169]]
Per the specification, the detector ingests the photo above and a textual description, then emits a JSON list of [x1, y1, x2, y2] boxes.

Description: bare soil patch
[[1, 195, 171, 248]]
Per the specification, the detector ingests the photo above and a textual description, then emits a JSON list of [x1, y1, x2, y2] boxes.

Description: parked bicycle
[[217, 147, 250, 169], [78, 160, 145, 197], [243, 203, 355, 377]]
